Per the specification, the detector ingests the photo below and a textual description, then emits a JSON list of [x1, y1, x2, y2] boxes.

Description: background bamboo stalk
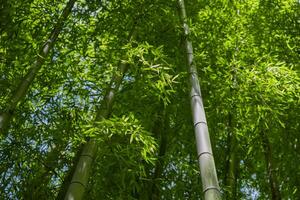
[[150, 111, 169, 200], [260, 130, 281, 200], [0, 0, 76, 135]]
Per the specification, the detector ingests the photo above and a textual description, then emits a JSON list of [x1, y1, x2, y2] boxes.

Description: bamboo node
[[70, 181, 86, 188], [197, 151, 212, 159], [191, 94, 202, 99], [80, 154, 94, 160], [194, 121, 207, 127], [203, 186, 221, 194]]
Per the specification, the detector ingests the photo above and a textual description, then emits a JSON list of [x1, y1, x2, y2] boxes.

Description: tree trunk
[[224, 9, 240, 198], [224, 113, 239, 199], [63, 62, 130, 200], [56, 145, 84, 200], [24, 145, 63, 199], [177, 0, 221, 199], [260, 131, 281, 200], [0, 0, 76, 135], [150, 112, 169, 200], [62, 13, 139, 199], [224, 132, 238, 199]]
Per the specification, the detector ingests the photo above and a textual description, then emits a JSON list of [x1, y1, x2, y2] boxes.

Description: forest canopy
[[0, 0, 299, 199]]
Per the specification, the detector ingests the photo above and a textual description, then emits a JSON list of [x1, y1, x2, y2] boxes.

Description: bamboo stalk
[[63, 10, 139, 199], [150, 112, 168, 200], [56, 145, 84, 200], [0, 0, 76, 135], [63, 62, 129, 200], [177, 0, 221, 199], [224, 117, 238, 200], [224, 8, 240, 198], [260, 130, 281, 200]]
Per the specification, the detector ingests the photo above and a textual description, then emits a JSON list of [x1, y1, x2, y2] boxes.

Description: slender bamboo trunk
[[24, 146, 62, 199], [224, 120, 238, 200], [224, 110, 239, 200], [177, 0, 221, 199], [224, 8, 240, 197], [0, 0, 76, 135], [62, 10, 140, 199], [56, 145, 83, 200], [151, 135, 167, 200], [150, 112, 168, 200], [227, 147, 238, 199], [63, 62, 130, 200], [260, 131, 281, 200]]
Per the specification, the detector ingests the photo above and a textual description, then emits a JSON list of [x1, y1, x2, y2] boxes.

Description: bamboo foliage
[[0, 0, 299, 199], [177, 0, 221, 199], [0, 0, 76, 135]]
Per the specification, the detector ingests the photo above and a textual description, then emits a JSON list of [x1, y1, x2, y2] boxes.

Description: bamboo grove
[[0, 0, 299, 199]]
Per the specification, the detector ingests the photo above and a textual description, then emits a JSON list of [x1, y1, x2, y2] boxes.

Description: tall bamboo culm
[[63, 63, 129, 200], [63, 12, 139, 199], [177, 0, 221, 199], [0, 0, 76, 135]]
